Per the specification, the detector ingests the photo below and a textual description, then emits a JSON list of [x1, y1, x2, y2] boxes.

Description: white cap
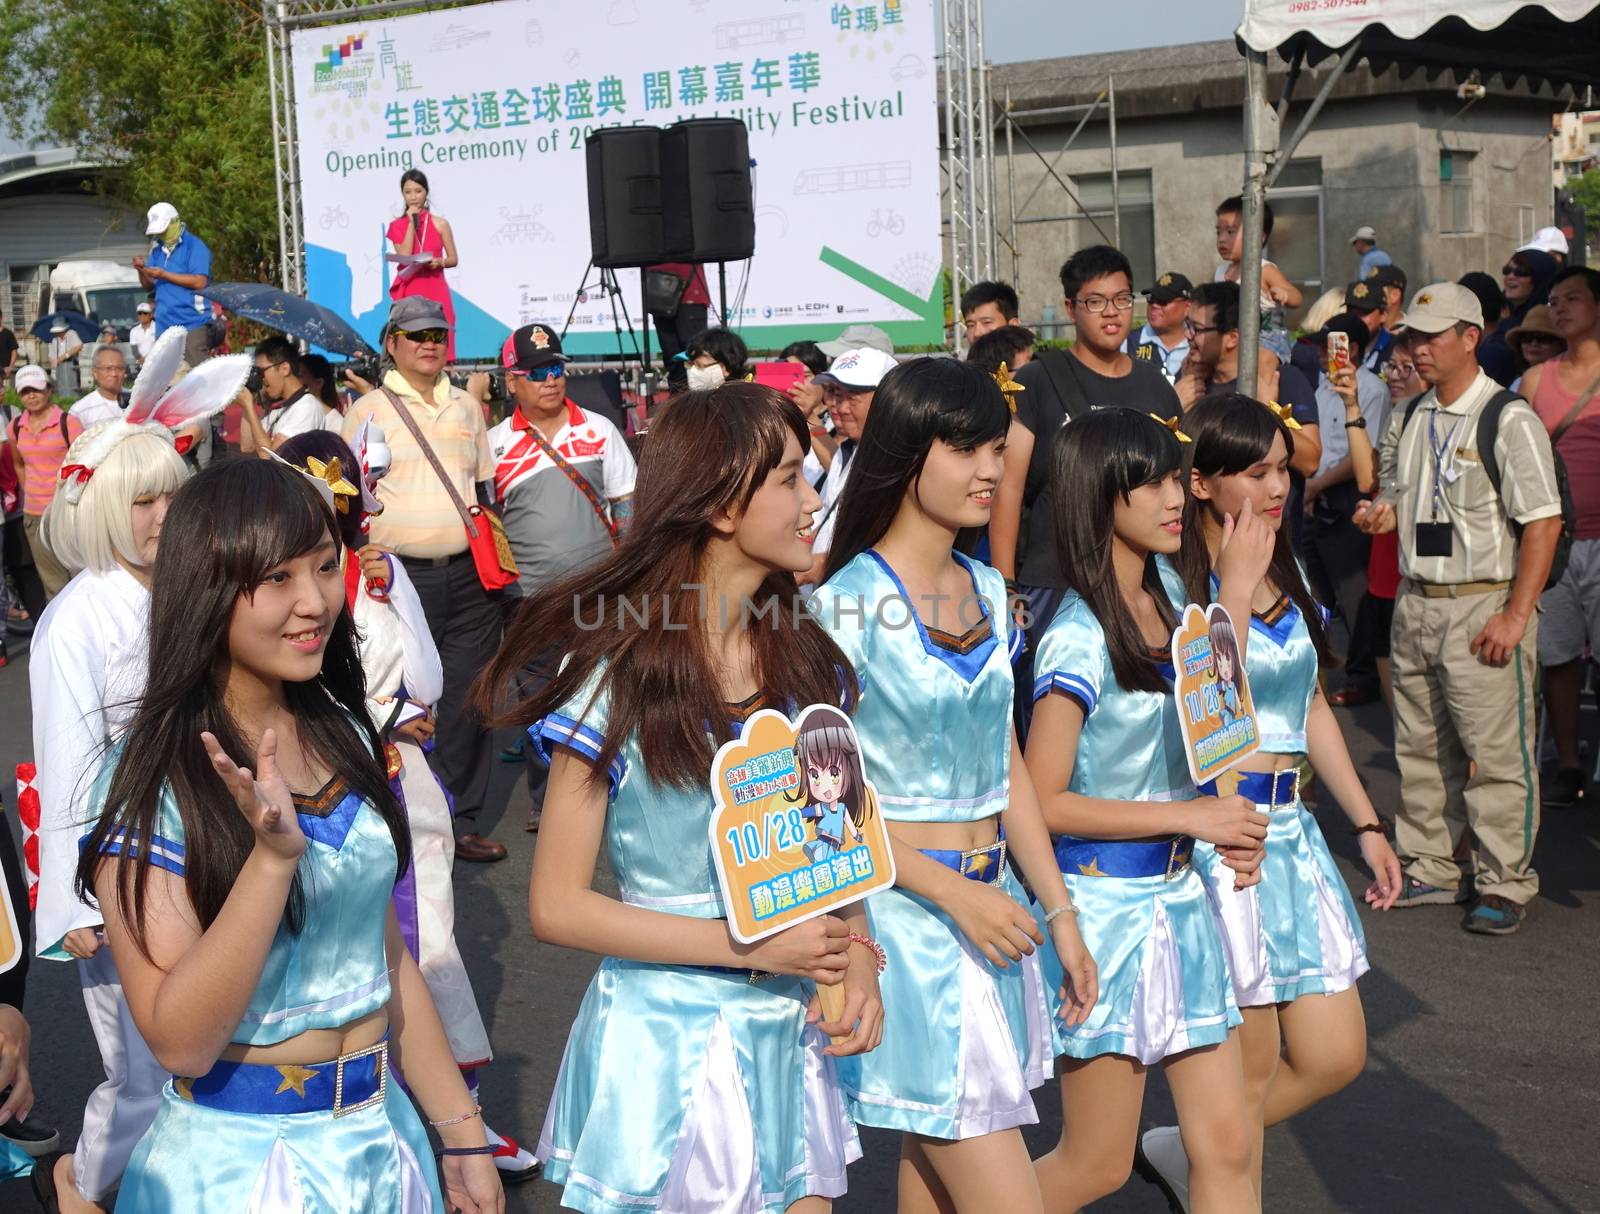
[[136, 301, 153, 313], [145, 201, 179, 235], [1349, 225, 1378, 244], [14, 364, 49, 392], [1399, 283, 1485, 334], [1517, 226, 1569, 256], [49, 317, 69, 332], [813, 347, 897, 390]]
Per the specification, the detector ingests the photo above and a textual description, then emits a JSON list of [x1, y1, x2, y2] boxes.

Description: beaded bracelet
[[1042, 902, 1078, 925], [848, 932, 887, 973], [429, 1104, 481, 1129]]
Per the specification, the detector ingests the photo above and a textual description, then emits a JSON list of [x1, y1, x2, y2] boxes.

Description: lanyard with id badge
[[1418, 406, 1467, 558]]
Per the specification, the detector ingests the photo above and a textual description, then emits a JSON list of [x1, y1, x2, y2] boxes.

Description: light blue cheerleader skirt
[[838, 841, 1054, 1140], [1194, 769, 1370, 1008], [114, 1044, 443, 1212], [1038, 836, 1241, 1066], [537, 960, 860, 1214]]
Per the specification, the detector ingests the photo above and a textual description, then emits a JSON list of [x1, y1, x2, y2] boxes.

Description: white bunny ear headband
[[57, 328, 252, 504]]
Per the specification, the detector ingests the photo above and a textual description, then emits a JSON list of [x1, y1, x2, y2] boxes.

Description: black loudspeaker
[[564, 369, 627, 433], [586, 127, 665, 268], [660, 119, 755, 262]]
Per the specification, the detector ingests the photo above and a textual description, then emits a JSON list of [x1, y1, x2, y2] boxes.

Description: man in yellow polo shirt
[[1358, 283, 1562, 934], [343, 297, 507, 862]]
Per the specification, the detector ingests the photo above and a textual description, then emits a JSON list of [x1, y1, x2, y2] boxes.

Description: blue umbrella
[[30, 310, 99, 342], [199, 283, 374, 356]]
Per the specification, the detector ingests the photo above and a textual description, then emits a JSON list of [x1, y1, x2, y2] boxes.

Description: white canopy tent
[[1231, 0, 1600, 390]]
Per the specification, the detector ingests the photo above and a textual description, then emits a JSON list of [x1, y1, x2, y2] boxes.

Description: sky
[[983, 0, 1240, 64]]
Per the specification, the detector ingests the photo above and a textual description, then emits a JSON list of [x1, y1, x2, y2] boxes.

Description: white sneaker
[[484, 1123, 542, 1185], [1135, 1125, 1191, 1214]]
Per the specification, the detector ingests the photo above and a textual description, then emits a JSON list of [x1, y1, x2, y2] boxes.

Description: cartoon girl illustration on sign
[[1210, 609, 1244, 728], [785, 706, 872, 863]]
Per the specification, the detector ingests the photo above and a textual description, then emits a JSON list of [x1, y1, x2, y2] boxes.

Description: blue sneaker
[[1463, 894, 1525, 936], [1393, 876, 1469, 907]]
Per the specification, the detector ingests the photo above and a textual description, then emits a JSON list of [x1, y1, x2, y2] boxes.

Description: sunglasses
[[512, 363, 566, 382], [397, 327, 448, 345], [1502, 264, 1534, 277]]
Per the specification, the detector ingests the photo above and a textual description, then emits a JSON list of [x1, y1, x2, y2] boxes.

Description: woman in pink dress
[[387, 169, 459, 360]]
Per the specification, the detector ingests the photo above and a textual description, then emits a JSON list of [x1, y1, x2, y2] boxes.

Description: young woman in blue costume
[[74, 459, 502, 1213], [1021, 408, 1274, 1214], [474, 382, 881, 1214], [812, 357, 1097, 1214], [1136, 394, 1402, 1212]]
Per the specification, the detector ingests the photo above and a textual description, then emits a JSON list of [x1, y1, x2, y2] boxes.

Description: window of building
[[1266, 159, 1324, 320], [1068, 170, 1155, 291], [1440, 150, 1477, 234]]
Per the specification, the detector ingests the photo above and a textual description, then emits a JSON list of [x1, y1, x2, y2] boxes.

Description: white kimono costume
[[351, 552, 492, 1067], [30, 566, 168, 1201]]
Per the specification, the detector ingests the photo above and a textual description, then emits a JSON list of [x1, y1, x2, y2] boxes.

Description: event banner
[[290, 0, 943, 358]]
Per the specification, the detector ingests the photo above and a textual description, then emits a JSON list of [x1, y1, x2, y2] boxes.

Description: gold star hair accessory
[[1151, 412, 1192, 443], [993, 361, 1025, 413], [304, 455, 360, 514], [1265, 400, 1303, 430]]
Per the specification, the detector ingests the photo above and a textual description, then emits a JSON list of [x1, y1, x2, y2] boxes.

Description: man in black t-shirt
[[991, 245, 1180, 733], [0, 316, 19, 383]]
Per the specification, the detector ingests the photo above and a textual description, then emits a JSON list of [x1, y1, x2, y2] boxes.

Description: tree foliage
[[1568, 169, 1600, 253], [0, 0, 276, 279]]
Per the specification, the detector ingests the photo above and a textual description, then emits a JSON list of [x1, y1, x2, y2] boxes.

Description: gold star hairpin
[[1151, 412, 1192, 443], [993, 361, 1025, 413], [1265, 400, 1303, 430], [304, 455, 360, 514]]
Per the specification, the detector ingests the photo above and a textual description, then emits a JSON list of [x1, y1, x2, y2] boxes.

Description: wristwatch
[[1344, 417, 1367, 429]]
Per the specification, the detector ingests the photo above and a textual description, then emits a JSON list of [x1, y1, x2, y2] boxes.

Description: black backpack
[[1400, 390, 1575, 589]]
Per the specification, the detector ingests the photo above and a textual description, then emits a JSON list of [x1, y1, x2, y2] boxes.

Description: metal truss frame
[[941, 0, 995, 351]]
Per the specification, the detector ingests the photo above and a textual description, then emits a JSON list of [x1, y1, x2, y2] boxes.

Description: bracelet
[[1344, 417, 1368, 429], [428, 1104, 481, 1129], [1350, 822, 1387, 836], [1043, 902, 1078, 924], [434, 1145, 495, 1157], [848, 932, 887, 973]]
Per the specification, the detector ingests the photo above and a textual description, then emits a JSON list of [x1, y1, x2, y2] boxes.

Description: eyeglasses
[[1183, 319, 1222, 336], [512, 363, 566, 382], [1381, 361, 1415, 379], [1072, 292, 1135, 314], [1502, 264, 1533, 277], [397, 327, 448, 345]]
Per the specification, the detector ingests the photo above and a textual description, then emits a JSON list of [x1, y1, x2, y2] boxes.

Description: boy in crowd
[[960, 280, 1023, 345]]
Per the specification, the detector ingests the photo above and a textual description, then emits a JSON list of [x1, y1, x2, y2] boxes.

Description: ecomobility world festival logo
[[313, 30, 375, 97]]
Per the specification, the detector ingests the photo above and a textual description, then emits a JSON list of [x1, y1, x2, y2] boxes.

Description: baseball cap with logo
[[501, 322, 570, 372], [1399, 283, 1485, 334], [14, 364, 49, 393], [1349, 225, 1379, 245], [818, 324, 894, 359], [1366, 264, 1407, 294], [145, 202, 179, 236], [813, 347, 896, 390], [1142, 272, 1193, 305], [1344, 280, 1382, 313]]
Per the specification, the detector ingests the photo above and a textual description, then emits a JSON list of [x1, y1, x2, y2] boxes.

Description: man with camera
[[1357, 284, 1563, 935], [342, 297, 508, 863]]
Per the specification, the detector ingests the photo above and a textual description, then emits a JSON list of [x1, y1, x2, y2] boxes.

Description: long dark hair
[[823, 357, 1010, 581], [77, 461, 410, 961], [1177, 393, 1331, 663], [1050, 409, 1183, 694], [474, 382, 854, 790], [399, 168, 429, 203]]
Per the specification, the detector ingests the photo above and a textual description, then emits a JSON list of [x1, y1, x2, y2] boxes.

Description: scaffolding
[[940, 0, 1124, 348]]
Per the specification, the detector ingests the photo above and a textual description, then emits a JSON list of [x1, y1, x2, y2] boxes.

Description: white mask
[[686, 363, 727, 391]]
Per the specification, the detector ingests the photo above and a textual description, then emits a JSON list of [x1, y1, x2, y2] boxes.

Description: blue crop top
[[1031, 585, 1196, 804], [1207, 572, 1323, 755], [532, 671, 784, 919], [89, 744, 397, 1047], [811, 551, 1020, 824]]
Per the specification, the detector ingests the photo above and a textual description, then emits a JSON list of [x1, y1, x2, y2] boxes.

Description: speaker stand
[[560, 261, 642, 365], [717, 262, 729, 328]]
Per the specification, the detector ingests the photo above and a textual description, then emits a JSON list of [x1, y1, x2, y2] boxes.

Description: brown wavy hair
[[474, 382, 856, 789]]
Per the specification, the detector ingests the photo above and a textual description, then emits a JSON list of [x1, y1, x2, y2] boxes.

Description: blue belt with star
[[175, 1039, 388, 1118], [922, 831, 1007, 884], [1053, 835, 1193, 880], [1199, 768, 1299, 809]]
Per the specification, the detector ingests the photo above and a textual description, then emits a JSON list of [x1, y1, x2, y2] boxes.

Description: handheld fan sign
[[708, 704, 895, 946], [1170, 603, 1261, 785]]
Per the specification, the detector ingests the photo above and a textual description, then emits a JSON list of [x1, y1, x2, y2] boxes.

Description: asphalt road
[[2, 637, 1597, 1213]]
